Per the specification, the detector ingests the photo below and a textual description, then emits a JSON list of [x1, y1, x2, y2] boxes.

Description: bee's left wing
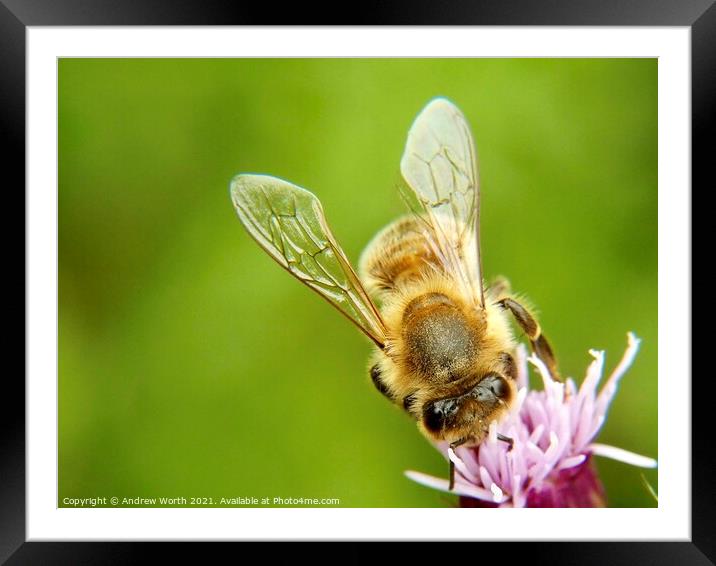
[[230, 174, 387, 348], [400, 97, 484, 307]]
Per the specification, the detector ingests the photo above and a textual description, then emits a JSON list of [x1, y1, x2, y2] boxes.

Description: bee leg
[[497, 433, 514, 451], [448, 438, 468, 491], [497, 297, 561, 382]]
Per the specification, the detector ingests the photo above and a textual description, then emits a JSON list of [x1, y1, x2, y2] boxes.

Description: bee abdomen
[[359, 216, 437, 296]]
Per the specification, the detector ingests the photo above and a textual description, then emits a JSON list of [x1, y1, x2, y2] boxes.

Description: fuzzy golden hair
[[360, 216, 518, 446]]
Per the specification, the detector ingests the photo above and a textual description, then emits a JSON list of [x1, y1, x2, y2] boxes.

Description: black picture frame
[[5, 1, 708, 562]]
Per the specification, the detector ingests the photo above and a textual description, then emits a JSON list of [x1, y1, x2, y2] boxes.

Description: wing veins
[[400, 98, 485, 307], [231, 174, 387, 347]]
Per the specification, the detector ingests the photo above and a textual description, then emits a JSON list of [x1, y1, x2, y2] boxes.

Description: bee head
[[420, 373, 514, 442]]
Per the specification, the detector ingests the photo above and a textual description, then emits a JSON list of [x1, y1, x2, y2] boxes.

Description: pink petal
[[514, 344, 529, 391], [448, 447, 479, 483], [404, 471, 506, 502], [558, 454, 587, 470], [589, 443, 657, 468], [528, 354, 555, 391], [529, 423, 545, 444], [478, 466, 493, 489], [512, 474, 525, 508], [596, 332, 641, 415], [490, 483, 504, 503]]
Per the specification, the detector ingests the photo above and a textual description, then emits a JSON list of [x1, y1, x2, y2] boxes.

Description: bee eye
[[489, 376, 508, 398], [423, 398, 459, 432], [475, 374, 509, 400]]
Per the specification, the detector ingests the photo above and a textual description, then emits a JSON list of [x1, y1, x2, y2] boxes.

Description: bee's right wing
[[230, 174, 387, 348], [400, 97, 485, 307]]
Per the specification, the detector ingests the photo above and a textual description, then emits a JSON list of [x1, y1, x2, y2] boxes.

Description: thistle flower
[[405, 332, 656, 507]]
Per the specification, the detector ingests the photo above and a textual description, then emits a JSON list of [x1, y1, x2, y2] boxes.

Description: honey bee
[[230, 97, 560, 489]]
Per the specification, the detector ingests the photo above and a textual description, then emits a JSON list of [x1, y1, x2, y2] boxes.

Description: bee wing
[[230, 174, 387, 348], [400, 97, 484, 307]]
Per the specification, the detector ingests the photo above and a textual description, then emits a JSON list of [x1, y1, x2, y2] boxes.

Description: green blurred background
[[59, 58, 657, 508]]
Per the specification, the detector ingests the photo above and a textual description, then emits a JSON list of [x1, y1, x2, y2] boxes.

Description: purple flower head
[[405, 332, 656, 507]]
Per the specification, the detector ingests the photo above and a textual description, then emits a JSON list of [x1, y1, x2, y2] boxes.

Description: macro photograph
[[58, 57, 658, 510]]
